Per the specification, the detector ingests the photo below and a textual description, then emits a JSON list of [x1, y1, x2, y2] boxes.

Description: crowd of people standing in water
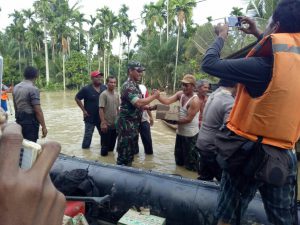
[[0, 1, 300, 224], [74, 61, 215, 170]]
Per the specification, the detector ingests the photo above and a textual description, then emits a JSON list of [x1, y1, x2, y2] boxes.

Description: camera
[[227, 16, 241, 27]]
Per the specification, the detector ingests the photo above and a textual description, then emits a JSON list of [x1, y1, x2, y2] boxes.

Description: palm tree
[[34, 0, 52, 85], [141, 1, 165, 45], [23, 9, 36, 66], [8, 10, 26, 78], [71, 11, 87, 52], [96, 7, 118, 81], [117, 4, 130, 91], [230, 7, 244, 16], [170, 0, 196, 92], [246, 0, 279, 28]]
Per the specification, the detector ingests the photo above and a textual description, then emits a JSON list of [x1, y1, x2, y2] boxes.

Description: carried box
[[156, 104, 179, 121]]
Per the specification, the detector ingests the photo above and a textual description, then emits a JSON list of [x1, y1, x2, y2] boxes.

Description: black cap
[[127, 61, 145, 71]]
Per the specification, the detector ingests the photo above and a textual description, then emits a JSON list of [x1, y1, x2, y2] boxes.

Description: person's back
[[13, 80, 39, 114], [13, 66, 47, 142], [197, 87, 234, 152]]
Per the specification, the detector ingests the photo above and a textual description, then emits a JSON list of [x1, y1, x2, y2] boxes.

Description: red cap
[[90, 71, 103, 77]]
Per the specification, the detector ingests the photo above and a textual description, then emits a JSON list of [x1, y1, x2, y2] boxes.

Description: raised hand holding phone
[[0, 123, 65, 225]]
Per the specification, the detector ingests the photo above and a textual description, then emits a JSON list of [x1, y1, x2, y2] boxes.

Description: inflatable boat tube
[[51, 155, 300, 225]]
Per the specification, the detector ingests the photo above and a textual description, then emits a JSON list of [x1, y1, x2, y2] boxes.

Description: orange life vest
[[227, 33, 300, 149], [1, 92, 8, 101]]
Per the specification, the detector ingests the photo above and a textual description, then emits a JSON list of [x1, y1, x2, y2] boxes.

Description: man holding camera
[[201, 1, 300, 224]]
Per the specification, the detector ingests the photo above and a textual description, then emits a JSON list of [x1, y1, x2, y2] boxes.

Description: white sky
[[0, 0, 247, 53]]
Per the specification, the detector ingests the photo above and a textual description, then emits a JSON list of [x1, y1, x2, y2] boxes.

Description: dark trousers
[[174, 134, 198, 171], [16, 112, 39, 143], [82, 121, 101, 149], [100, 128, 117, 156], [20, 123, 39, 143], [137, 121, 153, 155], [197, 147, 222, 181]]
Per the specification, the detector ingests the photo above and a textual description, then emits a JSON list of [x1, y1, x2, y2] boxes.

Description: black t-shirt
[[76, 84, 107, 124]]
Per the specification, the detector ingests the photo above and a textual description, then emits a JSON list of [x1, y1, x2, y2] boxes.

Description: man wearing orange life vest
[[201, 1, 300, 225], [1, 84, 12, 112]]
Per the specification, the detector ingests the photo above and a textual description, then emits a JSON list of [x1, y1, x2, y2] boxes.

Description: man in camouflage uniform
[[116, 61, 160, 166]]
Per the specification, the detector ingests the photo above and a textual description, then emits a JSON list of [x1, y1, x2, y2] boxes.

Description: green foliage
[[0, 0, 279, 92], [65, 51, 88, 89]]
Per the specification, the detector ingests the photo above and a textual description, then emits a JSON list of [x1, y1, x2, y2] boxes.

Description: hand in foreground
[[238, 16, 262, 38], [0, 123, 65, 225], [152, 89, 160, 98], [214, 23, 229, 40]]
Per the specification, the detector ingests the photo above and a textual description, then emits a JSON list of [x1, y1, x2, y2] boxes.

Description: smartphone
[[227, 16, 241, 27], [19, 139, 42, 169]]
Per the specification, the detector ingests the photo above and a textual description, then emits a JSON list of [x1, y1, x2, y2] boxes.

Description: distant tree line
[[0, 0, 278, 92]]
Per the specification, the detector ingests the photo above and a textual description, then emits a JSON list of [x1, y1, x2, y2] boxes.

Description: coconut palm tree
[[96, 7, 118, 81], [117, 4, 130, 91], [34, 0, 52, 85], [246, 0, 279, 28], [141, 1, 166, 45], [170, 0, 196, 92], [8, 10, 26, 78], [23, 9, 36, 66]]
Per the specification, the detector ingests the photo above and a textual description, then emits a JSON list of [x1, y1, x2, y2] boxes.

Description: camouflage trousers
[[174, 133, 199, 171], [116, 118, 139, 166]]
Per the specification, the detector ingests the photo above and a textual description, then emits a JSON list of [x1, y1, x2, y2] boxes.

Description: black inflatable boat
[[51, 155, 300, 225]]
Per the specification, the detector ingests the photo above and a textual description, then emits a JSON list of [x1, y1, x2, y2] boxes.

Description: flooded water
[[6, 91, 300, 199], [7, 91, 197, 179]]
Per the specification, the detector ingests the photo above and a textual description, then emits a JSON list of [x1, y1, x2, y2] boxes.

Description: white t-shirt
[[139, 84, 150, 123]]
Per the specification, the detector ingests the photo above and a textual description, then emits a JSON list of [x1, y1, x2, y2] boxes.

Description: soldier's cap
[[181, 74, 196, 86], [90, 71, 104, 77], [127, 61, 145, 71]]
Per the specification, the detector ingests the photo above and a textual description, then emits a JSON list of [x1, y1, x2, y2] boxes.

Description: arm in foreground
[[0, 123, 65, 225]]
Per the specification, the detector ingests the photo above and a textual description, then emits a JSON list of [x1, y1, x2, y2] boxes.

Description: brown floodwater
[[7, 91, 196, 179], [7, 91, 300, 198]]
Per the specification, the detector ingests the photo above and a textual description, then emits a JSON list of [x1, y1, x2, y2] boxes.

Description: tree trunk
[[78, 32, 81, 51], [103, 50, 106, 82], [127, 37, 130, 64], [18, 44, 22, 79], [159, 28, 162, 46], [51, 37, 55, 62], [107, 51, 110, 82], [62, 53, 66, 91], [173, 27, 180, 93], [166, 0, 169, 41], [43, 20, 50, 85], [31, 43, 34, 66], [118, 35, 122, 93]]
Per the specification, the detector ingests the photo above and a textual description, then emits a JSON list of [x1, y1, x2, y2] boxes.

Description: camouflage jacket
[[119, 79, 143, 125]]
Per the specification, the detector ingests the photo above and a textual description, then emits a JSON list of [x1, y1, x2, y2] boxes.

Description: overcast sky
[[0, 0, 247, 53]]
